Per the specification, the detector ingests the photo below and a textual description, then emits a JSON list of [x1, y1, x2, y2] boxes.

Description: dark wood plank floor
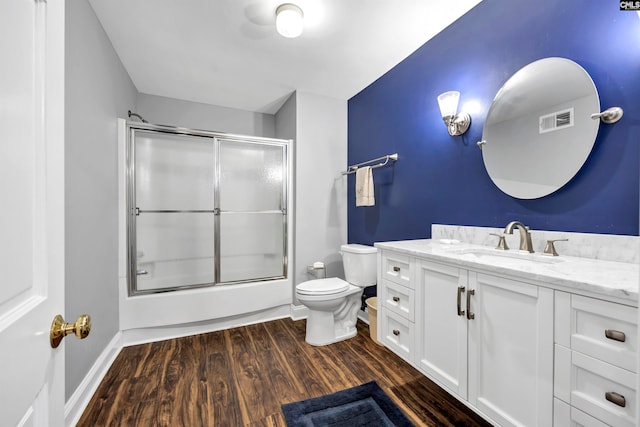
[[78, 318, 492, 426]]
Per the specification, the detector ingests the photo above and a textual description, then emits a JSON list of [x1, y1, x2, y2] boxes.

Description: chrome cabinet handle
[[605, 391, 626, 407], [392, 266, 400, 272], [392, 329, 400, 336], [136, 269, 148, 275], [457, 286, 465, 316], [392, 296, 400, 302], [605, 329, 626, 342], [466, 289, 475, 320]]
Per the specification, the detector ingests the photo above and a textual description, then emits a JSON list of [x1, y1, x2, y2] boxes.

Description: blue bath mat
[[281, 381, 415, 427]]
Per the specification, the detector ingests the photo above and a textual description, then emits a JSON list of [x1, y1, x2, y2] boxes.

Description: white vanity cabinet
[[554, 292, 638, 427], [376, 249, 555, 427], [376, 240, 638, 427], [375, 230, 639, 427], [415, 259, 554, 427]]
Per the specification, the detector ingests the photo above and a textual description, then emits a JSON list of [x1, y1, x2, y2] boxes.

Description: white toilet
[[296, 244, 377, 346]]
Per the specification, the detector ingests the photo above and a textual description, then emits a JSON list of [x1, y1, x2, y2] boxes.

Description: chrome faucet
[[504, 221, 534, 253]]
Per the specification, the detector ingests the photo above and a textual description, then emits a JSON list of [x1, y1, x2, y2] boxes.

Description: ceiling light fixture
[[276, 4, 304, 38]]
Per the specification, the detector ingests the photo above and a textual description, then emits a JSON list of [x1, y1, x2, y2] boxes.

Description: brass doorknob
[[50, 314, 91, 348]]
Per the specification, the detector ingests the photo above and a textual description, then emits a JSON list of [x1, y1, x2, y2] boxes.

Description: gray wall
[[287, 92, 348, 304], [137, 93, 276, 137], [64, 0, 137, 400], [275, 92, 296, 141], [275, 93, 297, 300]]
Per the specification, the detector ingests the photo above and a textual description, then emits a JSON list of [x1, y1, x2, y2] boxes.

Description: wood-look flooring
[[78, 318, 492, 426]]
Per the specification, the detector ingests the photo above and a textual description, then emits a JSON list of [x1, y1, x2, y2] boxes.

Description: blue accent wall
[[348, 0, 640, 245]]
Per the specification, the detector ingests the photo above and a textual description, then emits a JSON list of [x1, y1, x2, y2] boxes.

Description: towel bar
[[341, 153, 398, 175]]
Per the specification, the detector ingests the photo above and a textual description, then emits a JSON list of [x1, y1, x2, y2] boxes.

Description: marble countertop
[[375, 239, 639, 306]]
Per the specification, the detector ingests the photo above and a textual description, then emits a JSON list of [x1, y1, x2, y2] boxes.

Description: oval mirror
[[481, 57, 600, 199]]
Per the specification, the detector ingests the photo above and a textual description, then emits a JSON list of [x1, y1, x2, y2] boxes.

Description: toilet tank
[[340, 244, 377, 287]]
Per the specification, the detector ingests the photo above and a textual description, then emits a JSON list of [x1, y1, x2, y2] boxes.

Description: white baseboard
[[65, 332, 123, 427], [290, 303, 308, 320], [358, 308, 370, 324]]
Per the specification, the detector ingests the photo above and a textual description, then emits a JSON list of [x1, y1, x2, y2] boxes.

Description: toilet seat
[[296, 278, 350, 296]]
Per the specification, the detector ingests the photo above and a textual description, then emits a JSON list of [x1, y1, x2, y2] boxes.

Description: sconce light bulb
[[437, 91, 471, 136], [437, 91, 461, 118]]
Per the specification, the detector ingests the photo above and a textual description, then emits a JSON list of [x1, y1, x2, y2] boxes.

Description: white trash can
[[365, 297, 382, 345]]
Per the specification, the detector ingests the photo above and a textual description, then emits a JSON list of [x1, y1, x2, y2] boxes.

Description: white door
[[0, 0, 66, 425], [467, 272, 554, 427], [415, 260, 468, 399]]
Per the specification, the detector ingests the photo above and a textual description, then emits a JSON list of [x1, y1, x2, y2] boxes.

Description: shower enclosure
[[126, 122, 289, 296]]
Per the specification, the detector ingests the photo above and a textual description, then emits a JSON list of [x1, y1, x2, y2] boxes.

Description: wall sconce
[[437, 91, 471, 136], [276, 4, 304, 38]]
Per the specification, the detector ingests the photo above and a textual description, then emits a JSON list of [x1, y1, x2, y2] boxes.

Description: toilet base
[[305, 328, 357, 346], [305, 314, 358, 346], [303, 291, 362, 346]]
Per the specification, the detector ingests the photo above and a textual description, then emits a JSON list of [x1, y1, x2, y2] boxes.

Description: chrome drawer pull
[[466, 289, 475, 320], [605, 391, 626, 407], [392, 296, 400, 302], [457, 286, 465, 317], [392, 329, 400, 336], [392, 266, 401, 272], [605, 329, 626, 342]]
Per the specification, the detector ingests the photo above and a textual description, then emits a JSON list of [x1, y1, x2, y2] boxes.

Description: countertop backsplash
[[432, 224, 640, 264]]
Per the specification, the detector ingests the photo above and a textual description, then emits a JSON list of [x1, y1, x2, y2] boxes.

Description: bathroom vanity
[[375, 225, 638, 427]]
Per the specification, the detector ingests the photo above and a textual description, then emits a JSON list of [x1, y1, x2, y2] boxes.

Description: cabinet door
[[415, 260, 468, 399], [468, 272, 554, 427]]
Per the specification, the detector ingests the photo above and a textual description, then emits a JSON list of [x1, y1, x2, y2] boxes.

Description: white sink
[[447, 247, 564, 264]]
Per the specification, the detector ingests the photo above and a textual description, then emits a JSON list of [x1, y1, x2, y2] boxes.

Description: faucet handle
[[543, 239, 568, 256], [489, 233, 509, 250]]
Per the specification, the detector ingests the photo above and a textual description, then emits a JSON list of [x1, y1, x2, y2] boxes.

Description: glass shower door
[[216, 138, 287, 283], [127, 124, 289, 295], [132, 130, 215, 293]]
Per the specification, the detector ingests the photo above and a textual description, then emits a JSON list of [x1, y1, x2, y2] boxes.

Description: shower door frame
[[126, 121, 290, 296]]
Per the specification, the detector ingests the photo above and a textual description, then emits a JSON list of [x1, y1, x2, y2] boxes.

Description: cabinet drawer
[[380, 252, 412, 288], [380, 308, 413, 362], [569, 294, 637, 372], [380, 279, 414, 322], [553, 398, 609, 427], [570, 351, 636, 427]]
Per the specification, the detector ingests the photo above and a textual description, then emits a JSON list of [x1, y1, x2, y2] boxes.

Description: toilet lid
[[296, 278, 350, 295]]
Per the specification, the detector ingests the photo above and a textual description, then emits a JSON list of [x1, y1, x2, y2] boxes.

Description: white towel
[[355, 166, 375, 207]]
